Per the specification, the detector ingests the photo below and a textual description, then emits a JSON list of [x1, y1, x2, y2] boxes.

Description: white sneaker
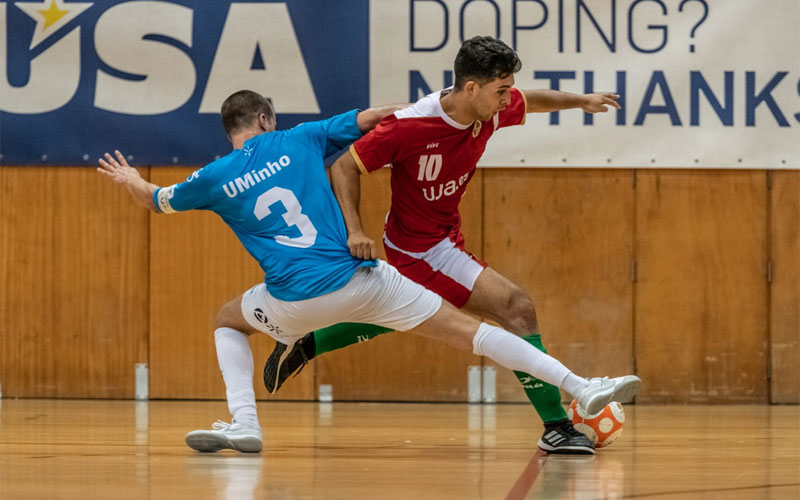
[[576, 376, 641, 415], [185, 420, 263, 453]]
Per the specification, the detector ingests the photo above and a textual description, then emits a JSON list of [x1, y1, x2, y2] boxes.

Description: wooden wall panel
[[2, 166, 791, 404], [770, 171, 799, 403], [483, 169, 635, 403], [635, 171, 768, 403], [148, 168, 314, 401], [0, 167, 149, 398], [315, 168, 482, 401]]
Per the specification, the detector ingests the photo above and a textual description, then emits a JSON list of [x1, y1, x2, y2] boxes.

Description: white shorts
[[240, 260, 442, 344]]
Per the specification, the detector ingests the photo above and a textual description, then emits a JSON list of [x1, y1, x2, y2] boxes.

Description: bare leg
[[463, 266, 538, 335]]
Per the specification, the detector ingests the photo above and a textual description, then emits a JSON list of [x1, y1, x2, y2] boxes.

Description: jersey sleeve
[[496, 87, 527, 129], [152, 167, 213, 214], [296, 110, 362, 158], [349, 116, 400, 174], [321, 109, 362, 156]]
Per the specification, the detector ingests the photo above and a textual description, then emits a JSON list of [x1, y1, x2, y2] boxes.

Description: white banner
[[370, 0, 800, 168]]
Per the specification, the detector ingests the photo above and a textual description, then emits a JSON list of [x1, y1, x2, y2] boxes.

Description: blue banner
[[1, 0, 369, 165], [2, 0, 798, 168]]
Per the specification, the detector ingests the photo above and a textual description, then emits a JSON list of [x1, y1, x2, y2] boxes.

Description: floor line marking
[[504, 449, 549, 500]]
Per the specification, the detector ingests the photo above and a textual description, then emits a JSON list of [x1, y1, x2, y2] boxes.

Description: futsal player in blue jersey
[[98, 90, 640, 453]]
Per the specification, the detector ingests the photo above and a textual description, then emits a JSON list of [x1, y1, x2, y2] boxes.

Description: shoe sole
[[578, 375, 641, 415], [265, 343, 296, 394], [610, 376, 640, 405], [185, 432, 263, 453], [537, 440, 595, 455], [583, 376, 641, 415]]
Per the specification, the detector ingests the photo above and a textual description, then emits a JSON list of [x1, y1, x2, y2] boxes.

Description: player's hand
[[580, 93, 621, 113], [97, 150, 141, 185], [348, 232, 377, 260]]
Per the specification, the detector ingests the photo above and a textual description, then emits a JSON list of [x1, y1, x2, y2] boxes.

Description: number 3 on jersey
[[254, 187, 318, 248]]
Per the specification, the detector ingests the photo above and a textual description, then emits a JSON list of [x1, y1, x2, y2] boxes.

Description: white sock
[[214, 327, 259, 428], [472, 323, 587, 398], [561, 372, 590, 397]]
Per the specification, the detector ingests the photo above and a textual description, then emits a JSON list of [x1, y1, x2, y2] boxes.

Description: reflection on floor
[[0, 400, 797, 499]]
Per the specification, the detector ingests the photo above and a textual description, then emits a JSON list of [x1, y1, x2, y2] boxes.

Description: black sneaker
[[263, 333, 314, 393], [538, 419, 595, 455]]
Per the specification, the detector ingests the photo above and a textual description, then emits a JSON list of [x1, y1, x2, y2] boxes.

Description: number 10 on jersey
[[417, 154, 442, 182]]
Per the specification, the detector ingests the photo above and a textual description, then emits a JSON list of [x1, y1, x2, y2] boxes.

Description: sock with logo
[[312, 323, 394, 356], [214, 327, 259, 428], [513, 333, 569, 424], [472, 323, 581, 389]]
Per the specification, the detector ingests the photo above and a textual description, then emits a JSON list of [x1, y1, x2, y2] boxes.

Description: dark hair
[[220, 90, 275, 136], [453, 36, 521, 89]]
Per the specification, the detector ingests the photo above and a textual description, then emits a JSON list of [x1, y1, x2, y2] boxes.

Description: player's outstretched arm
[[97, 150, 159, 212], [356, 104, 406, 133], [522, 89, 621, 114], [330, 151, 377, 260]]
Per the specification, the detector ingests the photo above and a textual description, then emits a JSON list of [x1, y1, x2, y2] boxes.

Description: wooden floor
[[0, 400, 797, 499]]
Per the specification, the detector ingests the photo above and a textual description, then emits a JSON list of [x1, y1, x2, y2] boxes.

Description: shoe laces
[[561, 422, 588, 438], [589, 376, 612, 387], [547, 419, 585, 438]]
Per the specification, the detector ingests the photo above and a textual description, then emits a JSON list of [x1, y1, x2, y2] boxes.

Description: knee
[[214, 298, 240, 330], [504, 289, 538, 332], [214, 308, 229, 330]]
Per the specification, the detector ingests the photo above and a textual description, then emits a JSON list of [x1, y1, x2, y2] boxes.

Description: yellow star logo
[[37, 0, 68, 29], [16, 0, 93, 49]]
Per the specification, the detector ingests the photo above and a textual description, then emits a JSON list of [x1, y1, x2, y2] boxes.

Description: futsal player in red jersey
[[265, 36, 622, 454]]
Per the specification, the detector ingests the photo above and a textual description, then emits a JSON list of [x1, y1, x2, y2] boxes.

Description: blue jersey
[[153, 110, 376, 301]]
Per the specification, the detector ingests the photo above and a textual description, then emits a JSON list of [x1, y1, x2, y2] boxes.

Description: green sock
[[513, 333, 568, 424], [312, 323, 394, 356]]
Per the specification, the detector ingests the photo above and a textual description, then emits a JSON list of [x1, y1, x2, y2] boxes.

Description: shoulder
[[283, 118, 329, 141], [196, 155, 234, 181], [395, 92, 441, 120], [509, 87, 526, 109], [289, 111, 358, 133]]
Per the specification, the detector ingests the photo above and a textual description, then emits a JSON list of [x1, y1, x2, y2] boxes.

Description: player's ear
[[464, 80, 478, 96], [259, 113, 275, 133]]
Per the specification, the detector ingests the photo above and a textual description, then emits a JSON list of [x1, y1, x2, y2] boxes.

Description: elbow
[[357, 111, 378, 134]]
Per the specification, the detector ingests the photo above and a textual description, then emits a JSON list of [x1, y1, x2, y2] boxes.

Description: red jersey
[[351, 87, 526, 252]]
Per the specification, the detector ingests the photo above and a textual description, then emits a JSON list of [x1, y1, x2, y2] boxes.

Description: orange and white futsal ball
[[567, 399, 625, 448]]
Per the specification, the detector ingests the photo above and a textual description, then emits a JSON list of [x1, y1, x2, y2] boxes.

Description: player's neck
[[231, 128, 265, 150], [440, 90, 477, 126]]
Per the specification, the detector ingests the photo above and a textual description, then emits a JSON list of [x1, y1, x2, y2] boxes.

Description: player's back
[[157, 111, 373, 301]]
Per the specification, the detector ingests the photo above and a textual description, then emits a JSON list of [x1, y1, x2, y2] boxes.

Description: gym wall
[[1, 167, 797, 403]]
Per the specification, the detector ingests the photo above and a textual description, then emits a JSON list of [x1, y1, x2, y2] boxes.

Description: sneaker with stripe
[[538, 419, 595, 455]]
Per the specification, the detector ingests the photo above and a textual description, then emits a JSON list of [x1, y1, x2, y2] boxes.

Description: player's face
[[473, 74, 515, 121]]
